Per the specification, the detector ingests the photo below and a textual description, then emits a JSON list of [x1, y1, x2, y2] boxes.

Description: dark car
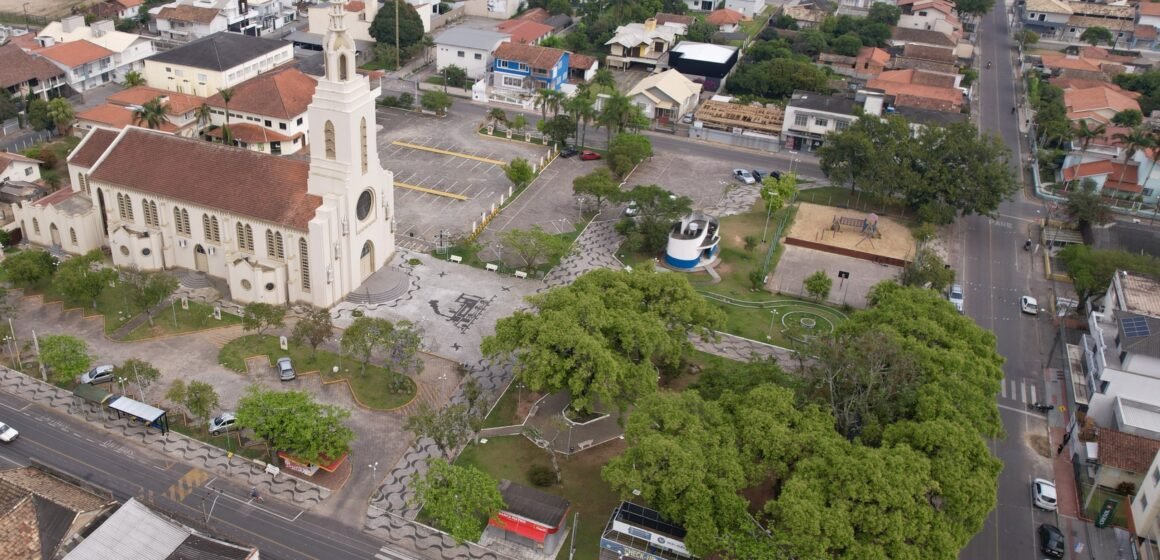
[[559, 146, 579, 158], [1039, 523, 1065, 558], [752, 170, 782, 182]]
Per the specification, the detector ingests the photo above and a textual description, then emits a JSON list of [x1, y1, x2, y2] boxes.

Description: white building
[[143, 32, 295, 97], [724, 0, 764, 18], [37, 16, 156, 82], [0, 153, 41, 184], [1082, 272, 1160, 429], [154, 4, 229, 42], [307, 0, 379, 43], [13, 0, 395, 308], [155, 0, 295, 40], [35, 40, 118, 94], [203, 66, 316, 155], [1132, 451, 1160, 550], [434, 27, 510, 80], [626, 69, 702, 122]]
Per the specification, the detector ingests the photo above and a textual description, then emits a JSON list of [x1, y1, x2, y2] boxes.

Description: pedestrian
[[1057, 443, 1065, 456], [250, 487, 263, 502], [1011, 106, 1017, 115]]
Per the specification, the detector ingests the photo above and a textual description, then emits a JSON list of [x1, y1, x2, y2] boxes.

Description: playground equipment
[[830, 213, 881, 247]]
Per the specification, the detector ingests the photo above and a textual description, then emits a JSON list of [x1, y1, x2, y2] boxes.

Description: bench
[[577, 439, 594, 450], [514, 270, 528, 279], [485, 263, 499, 272], [449, 255, 463, 263]]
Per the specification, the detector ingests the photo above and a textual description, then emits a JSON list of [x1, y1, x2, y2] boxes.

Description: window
[[237, 223, 254, 252], [835, 120, 850, 131], [1070, 28, 1076, 33], [1145, 188, 1155, 197], [794, 114, 808, 126], [264, 120, 272, 127], [338, 54, 348, 81], [457, 50, 465, 57], [357, 189, 374, 221], [32, 218, 39, 234], [297, 117, 303, 125], [299, 238, 310, 292], [1153, 467, 1160, 485], [474, 53, 482, 60], [174, 207, 191, 235], [266, 230, 284, 259], [279, 122, 287, 130], [23, 167, 32, 176], [1144, 494, 1150, 511], [175, 69, 184, 77], [360, 118, 368, 173], [78, 173, 90, 194], [143, 199, 159, 226], [1027, 11, 1036, 18], [918, 10, 927, 15], [324, 121, 336, 159], [197, 73, 207, 82], [1037, 13, 1045, 21], [116, 193, 134, 221], [202, 214, 220, 242], [502, 75, 523, 87], [815, 118, 829, 127], [69, 228, 77, 245]]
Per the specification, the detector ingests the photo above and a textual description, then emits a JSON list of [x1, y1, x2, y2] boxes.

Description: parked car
[[1021, 295, 1039, 315], [948, 284, 965, 313], [623, 202, 639, 217], [579, 150, 602, 161], [1032, 478, 1058, 511], [559, 146, 579, 158], [276, 357, 296, 381], [681, 113, 694, 124], [80, 364, 115, 385], [733, 169, 755, 184], [1039, 523, 1065, 558], [209, 412, 237, 436], [0, 422, 17, 443]]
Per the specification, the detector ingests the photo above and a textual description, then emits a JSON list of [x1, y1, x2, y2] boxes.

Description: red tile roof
[[0, 43, 65, 90], [706, 8, 747, 25], [108, 86, 206, 115], [1135, 24, 1158, 40], [113, 0, 145, 8], [156, 4, 221, 24], [868, 69, 962, 111], [69, 129, 120, 168], [204, 67, 316, 119], [0, 152, 41, 169], [1097, 429, 1160, 472], [1103, 163, 1142, 193], [1062, 159, 1115, 181], [204, 122, 292, 143], [569, 53, 596, 70], [517, 7, 550, 22], [1140, 1, 1160, 17], [497, 19, 554, 44], [493, 41, 565, 69], [1064, 85, 1142, 123], [89, 128, 321, 229], [31, 187, 82, 207], [76, 104, 182, 133], [858, 46, 891, 66], [36, 40, 115, 67], [1040, 52, 1103, 72], [655, 12, 695, 26], [347, 0, 366, 11]]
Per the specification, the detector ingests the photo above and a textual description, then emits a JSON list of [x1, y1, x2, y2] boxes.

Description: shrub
[[528, 464, 556, 487], [379, 95, 399, 107], [744, 235, 758, 251], [1116, 482, 1137, 495], [398, 92, 414, 107]]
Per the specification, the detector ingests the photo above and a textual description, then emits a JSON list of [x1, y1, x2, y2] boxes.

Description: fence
[[430, 5, 465, 30], [417, 81, 472, 98], [690, 126, 782, 153], [1, 130, 54, 154]]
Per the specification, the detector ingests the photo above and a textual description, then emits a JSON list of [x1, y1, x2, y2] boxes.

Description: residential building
[[143, 32, 295, 97], [568, 53, 598, 83], [668, 41, 738, 79], [892, 42, 959, 75], [307, 0, 380, 43], [781, 89, 966, 150], [1024, 0, 1134, 44], [434, 27, 510, 80], [0, 466, 117, 560], [888, 26, 957, 48], [13, 0, 397, 308], [655, 12, 696, 28], [1039, 52, 1115, 81], [867, 68, 963, 112], [36, 16, 155, 82], [1081, 272, 1160, 428], [604, 18, 684, 70], [0, 43, 68, 100], [1064, 83, 1141, 124], [1132, 450, 1160, 546], [36, 40, 118, 93], [154, 4, 229, 41], [818, 46, 890, 83], [898, 0, 960, 36], [782, 5, 828, 28], [75, 86, 207, 137], [492, 42, 569, 92], [464, 0, 520, 21], [725, 0, 764, 18], [162, 0, 295, 38], [1073, 429, 1160, 522], [1023, 0, 1072, 37], [203, 66, 316, 155], [627, 68, 703, 122], [63, 498, 257, 559], [0, 153, 41, 184], [705, 8, 747, 32], [105, 0, 147, 20], [497, 18, 554, 45]]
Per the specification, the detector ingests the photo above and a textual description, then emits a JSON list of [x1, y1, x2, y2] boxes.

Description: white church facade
[[12, 0, 395, 309]]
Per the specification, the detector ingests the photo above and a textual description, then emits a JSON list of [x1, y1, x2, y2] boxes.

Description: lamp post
[[767, 310, 778, 340], [23, 2, 30, 32], [368, 461, 379, 485]]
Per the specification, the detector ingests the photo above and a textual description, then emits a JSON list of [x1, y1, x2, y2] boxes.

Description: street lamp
[[368, 461, 379, 483], [767, 310, 778, 340]]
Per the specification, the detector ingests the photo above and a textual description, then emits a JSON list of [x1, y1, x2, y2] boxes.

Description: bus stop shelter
[[108, 396, 169, 434]]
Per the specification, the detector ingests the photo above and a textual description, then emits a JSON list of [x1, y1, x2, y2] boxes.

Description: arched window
[[338, 54, 348, 82], [360, 117, 368, 173], [69, 228, 77, 245], [324, 121, 336, 160], [174, 208, 190, 235], [117, 193, 133, 220], [32, 218, 39, 234], [210, 217, 221, 242], [266, 229, 275, 257], [274, 232, 284, 259], [202, 214, 211, 240], [237, 223, 254, 251], [299, 238, 311, 292]]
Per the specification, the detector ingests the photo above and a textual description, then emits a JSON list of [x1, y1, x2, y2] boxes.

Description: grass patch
[[123, 301, 241, 340], [29, 276, 144, 334], [456, 435, 623, 560], [218, 335, 416, 410], [481, 382, 524, 428], [1080, 485, 1132, 528], [478, 127, 547, 145], [450, 225, 584, 277], [796, 186, 912, 218], [168, 415, 269, 461]]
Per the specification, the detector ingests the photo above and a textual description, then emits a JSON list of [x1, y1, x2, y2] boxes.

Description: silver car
[[733, 169, 755, 184], [80, 364, 115, 385], [209, 412, 237, 436], [948, 284, 964, 313], [276, 357, 296, 381]]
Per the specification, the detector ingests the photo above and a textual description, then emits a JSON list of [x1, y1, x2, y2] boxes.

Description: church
[[13, 0, 396, 309]]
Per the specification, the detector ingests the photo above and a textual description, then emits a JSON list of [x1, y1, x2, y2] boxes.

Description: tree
[[217, 87, 236, 145], [0, 249, 57, 288], [1113, 125, 1152, 187], [122, 70, 145, 87], [45, 98, 74, 136], [1069, 120, 1108, 188], [511, 113, 528, 133], [867, 2, 901, 24], [184, 380, 219, 432], [487, 108, 508, 126], [803, 270, 832, 301], [726, 58, 831, 99], [114, 358, 161, 400], [443, 64, 467, 88], [952, 0, 994, 17], [241, 302, 287, 338], [499, 225, 573, 272], [1016, 29, 1039, 46], [503, 157, 535, 190], [900, 247, 955, 291], [291, 308, 334, 356], [120, 268, 177, 325], [193, 103, 214, 135], [597, 91, 648, 142], [52, 250, 115, 308], [533, 88, 566, 122], [1112, 108, 1143, 128], [132, 96, 171, 130], [420, 90, 452, 115], [409, 459, 504, 543], [1059, 245, 1160, 308], [831, 32, 862, 56], [1080, 26, 1114, 47], [482, 269, 724, 414], [1065, 180, 1113, 228], [542, 114, 576, 146], [26, 99, 52, 131], [383, 319, 423, 378], [572, 167, 621, 213], [607, 133, 653, 176], [791, 29, 828, 56], [617, 184, 694, 253], [340, 316, 394, 375], [369, 0, 425, 51], [235, 386, 355, 463], [404, 402, 474, 458], [165, 379, 189, 421], [39, 335, 90, 384], [760, 172, 798, 213]]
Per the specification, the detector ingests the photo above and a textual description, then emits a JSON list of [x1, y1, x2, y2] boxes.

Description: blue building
[[665, 212, 720, 270], [492, 42, 570, 92]]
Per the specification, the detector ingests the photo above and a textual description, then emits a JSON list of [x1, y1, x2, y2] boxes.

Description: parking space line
[[391, 141, 506, 165], [395, 182, 468, 200]]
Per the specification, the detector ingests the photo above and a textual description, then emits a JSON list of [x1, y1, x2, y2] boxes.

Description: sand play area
[[785, 202, 915, 264]]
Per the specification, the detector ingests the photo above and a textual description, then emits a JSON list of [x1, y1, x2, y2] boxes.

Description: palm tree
[[1068, 120, 1107, 190], [592, 68, 616, 91], [487, 108, 508, 127], [420, 34, 435, 64], [597, 91, 645, 142], [132, 97, 171, 130], [1141, 129, 1160, 190], [122, 70, 145, 88], [45, 98, 74, 136], [193, 103, 213, 137], [564, 92, 596, 148], [1112, 125, 1152, 192], [217, 87, 235, 146], [534, 88, 552, 123]]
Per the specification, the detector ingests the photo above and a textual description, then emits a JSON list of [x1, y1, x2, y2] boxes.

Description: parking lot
[[624, 150, 761, 212]]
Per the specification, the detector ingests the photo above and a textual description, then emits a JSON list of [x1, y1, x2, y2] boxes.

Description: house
[[497, 18, 554, 45], [463, 0, 520, 21], [782, 5, 828, 28], [627, 68, 702, 122], [143, 32, 295, 97], [36, 16, 155, 83], [1023, 0, 1072, 37], [0, 466, 117, 560], [782, 89, 964, 151], [0, 153, 41, 185], [1039, 52, 1115, 81], [1074, 428, 1160, 513], [726, 0, 764, 18], [600, 502, 694, 560], [818, 46, 890, 82], [105, 0, 146, 20], [482, 481, 570, 553], [898, 0, 960, 36], [492, 42, 569, 92], [605, 18, 685, 70], [892, 42, 959, 75], [75, 86, 207, 137], [568, 53, 598, 83], [1061, 159, 1145, 200], [203, 66, 316, 155], [154, 4, 228, 41], [1131, 450, 1160, 549], [434, 27, 509, 80], [1063, 83, 1141, 125], [63, 498, 257, 559], [168, 0, 295, 37], [307, 0, 381, 43], [867, 68, 963, 112], [705, 8, 747, 32], [0, 43, 68, 100], [1064, 1, 1136, 46], [35, 40, 118, 94], [668, 41, 739, 79], [13, 0, 396, 308], [888, 26, 957, 48]]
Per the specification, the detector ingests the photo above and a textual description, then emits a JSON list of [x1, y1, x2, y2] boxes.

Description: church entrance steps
[[345, 267, 411, 305], [389, 140, 506, 165]]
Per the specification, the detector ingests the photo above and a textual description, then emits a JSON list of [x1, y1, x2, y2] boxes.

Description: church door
[[49, 224, 61, 247], [360, 240, 374, 280], [194, 244, 209, 272]]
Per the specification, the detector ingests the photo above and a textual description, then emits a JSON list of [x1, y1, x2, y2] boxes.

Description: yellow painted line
[[391, 141, 506, 165], [395, 182, 468, 201]]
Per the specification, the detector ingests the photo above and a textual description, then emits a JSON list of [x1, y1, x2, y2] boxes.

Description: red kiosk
[[488, 480, 571, 552]]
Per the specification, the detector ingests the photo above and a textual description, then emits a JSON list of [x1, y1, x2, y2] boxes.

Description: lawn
[[167, 414, 269, 461], [796, 186, 913, 218], [218, 334, 416, 410], [456, 435, 624, 560], [123, 300, 242, 340], [449, 226, 583, 277], [481, 381, 526, 429], [31, 276, 144, 334], [1081, 485, 1132, 529]]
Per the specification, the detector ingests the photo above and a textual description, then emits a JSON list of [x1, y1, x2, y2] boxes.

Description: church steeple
[[324, 0, 356, 83]]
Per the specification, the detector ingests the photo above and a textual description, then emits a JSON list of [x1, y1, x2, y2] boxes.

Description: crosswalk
[[1000, 378, 1039, 405]]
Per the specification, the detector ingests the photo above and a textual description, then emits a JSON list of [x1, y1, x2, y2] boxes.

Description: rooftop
[[893, 103, 970, 126], [628, 69, 702, 104], [147, 32, 289, 72], [36, 40, 115, 67], [76, 103, 182, 133], [204, 122, 292, 143], [569, 53, 597, 69], [1095, 428, 1160, 473], [1025, 0, 1072, 14], [204, 66, 316, 119], [706, 8, 747, 25], [1119, 273, 1160, 318], [605, 20, 682, 48], [670, 41, 737, 64], [1064, 84, 1141, 123], [787, 91, 859, 115], [497, 480, 570, 527], [68, 128, 120, 168], [0, 467, 113, 514], [493, 42, 565, 69], [890, 26, 956, 47], [496, 19, 554, 44], [654, 12, 696, 27], [432, 27, 510, 50], [0, 43, 66, 89], [108, 86, 206, 115], [38, 19, 150, 54], [63, 498, 255, 560], [156, 4, 221, 24], [0, 152, 41, 169]]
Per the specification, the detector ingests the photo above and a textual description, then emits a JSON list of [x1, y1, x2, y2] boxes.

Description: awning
[[72, 383, 115, 405], [109, 396, 165, 422]]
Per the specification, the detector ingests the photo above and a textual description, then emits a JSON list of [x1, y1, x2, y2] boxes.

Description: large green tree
[[1079, 25, 1113, 47], [120, 268, 178, 325], [242, 302, 287, 338], [1, 249, 57, 288], [235, 386, 355, 463], [617, 184, 694, 253], [499, 225, 573, 272], [184, 380, 220, 432], [1057, 245, 1160, 308], [39, 335, 90, 384], [291, 308, 334, 356], [482, 269, 723, 414], [369, 1, 425, 51], [404, 402, 475, 459], [572, 167, 622, 213], [952, 0, 994, 17], [340, 316, 394, 375], [410, 459, 505, 543], [1065, 180, 1113, 228], [114, 358, 162, 399], [52, 250, 114, 309], [607, 132, 653, 177], [726, 58, 831, 99]]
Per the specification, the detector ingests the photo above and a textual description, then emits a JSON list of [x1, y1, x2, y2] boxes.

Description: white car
[[948, 284, 965, 313], [1021, 296, 1039, 315], [209, 412, 237, 436], [1032, 478, 1058, 511], [80, 364, 115, 385], [733, 169, 755, 184], [0, 422, 18, 442]]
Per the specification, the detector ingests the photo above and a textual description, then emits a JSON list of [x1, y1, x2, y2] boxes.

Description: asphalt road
[[960, 3, 1064, 559], [0, 390, 393, 560]]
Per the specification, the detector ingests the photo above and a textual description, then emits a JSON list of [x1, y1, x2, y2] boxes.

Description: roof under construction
[[695, 99, 784, 135]]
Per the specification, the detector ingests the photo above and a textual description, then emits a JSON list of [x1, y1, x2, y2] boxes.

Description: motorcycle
[[1031, 402, 1054, 413], [986, 60, 992, 69], [1024, 239, 1033, 251]]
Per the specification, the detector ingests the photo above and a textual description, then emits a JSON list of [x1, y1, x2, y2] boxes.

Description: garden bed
[[123, 300, 241, 340]]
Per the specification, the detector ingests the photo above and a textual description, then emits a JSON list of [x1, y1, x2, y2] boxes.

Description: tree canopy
[[616, 184, 694, 253], [235, 386, 354, 463], [1, 250, 57, 288], [39, 335, 90, 384], [52, 250, 114, 308], [482, 269, 723, 414], [726, 58, 832, 100], [369, 1, 425, 49], [1057, 245, 1160, 307], [410, 459, 505, 543]]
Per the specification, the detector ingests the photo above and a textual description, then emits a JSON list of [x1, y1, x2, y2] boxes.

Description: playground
[[784, 202, 914, 265]]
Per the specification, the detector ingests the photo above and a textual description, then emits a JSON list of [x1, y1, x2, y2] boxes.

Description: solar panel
[[616, 502, 688, 539], [1123, 316, 1152, 338]]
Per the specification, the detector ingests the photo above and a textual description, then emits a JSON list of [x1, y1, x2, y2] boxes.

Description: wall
[[1132, 454, 1160, 539], [436, 45, 493, 79], [689, 126, 782, 152]]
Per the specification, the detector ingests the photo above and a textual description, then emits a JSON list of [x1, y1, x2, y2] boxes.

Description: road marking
[[166, 468, 209, 502], [998, 402, 1046, 418], [202, 480, 305, 522], [394, 182, 468, 200], [1000, 380, 1007, 399], [391, 141, 506, 165], [1030, 384, 1037, 404], [1021, 381, 1027, 403]]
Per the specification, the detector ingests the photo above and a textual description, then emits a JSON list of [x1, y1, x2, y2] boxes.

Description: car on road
[[948, 284, 965, 313], [276, 357, 296, 381], [579, 150, 601, 161], [0, 422, 17, 442], [209, 412, 237, 436], [80, 364, 115, 385], [752, 170, 782, 183], [733, 169, 755, 184], [559, 146, 579, 158], [1021, 295, 1039, 315], [1039, 523, 1065, 558], [1032, 478, 1058, 511]]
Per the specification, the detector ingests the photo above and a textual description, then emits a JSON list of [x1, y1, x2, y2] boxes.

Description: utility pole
[[394, 0, 400, 71]]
